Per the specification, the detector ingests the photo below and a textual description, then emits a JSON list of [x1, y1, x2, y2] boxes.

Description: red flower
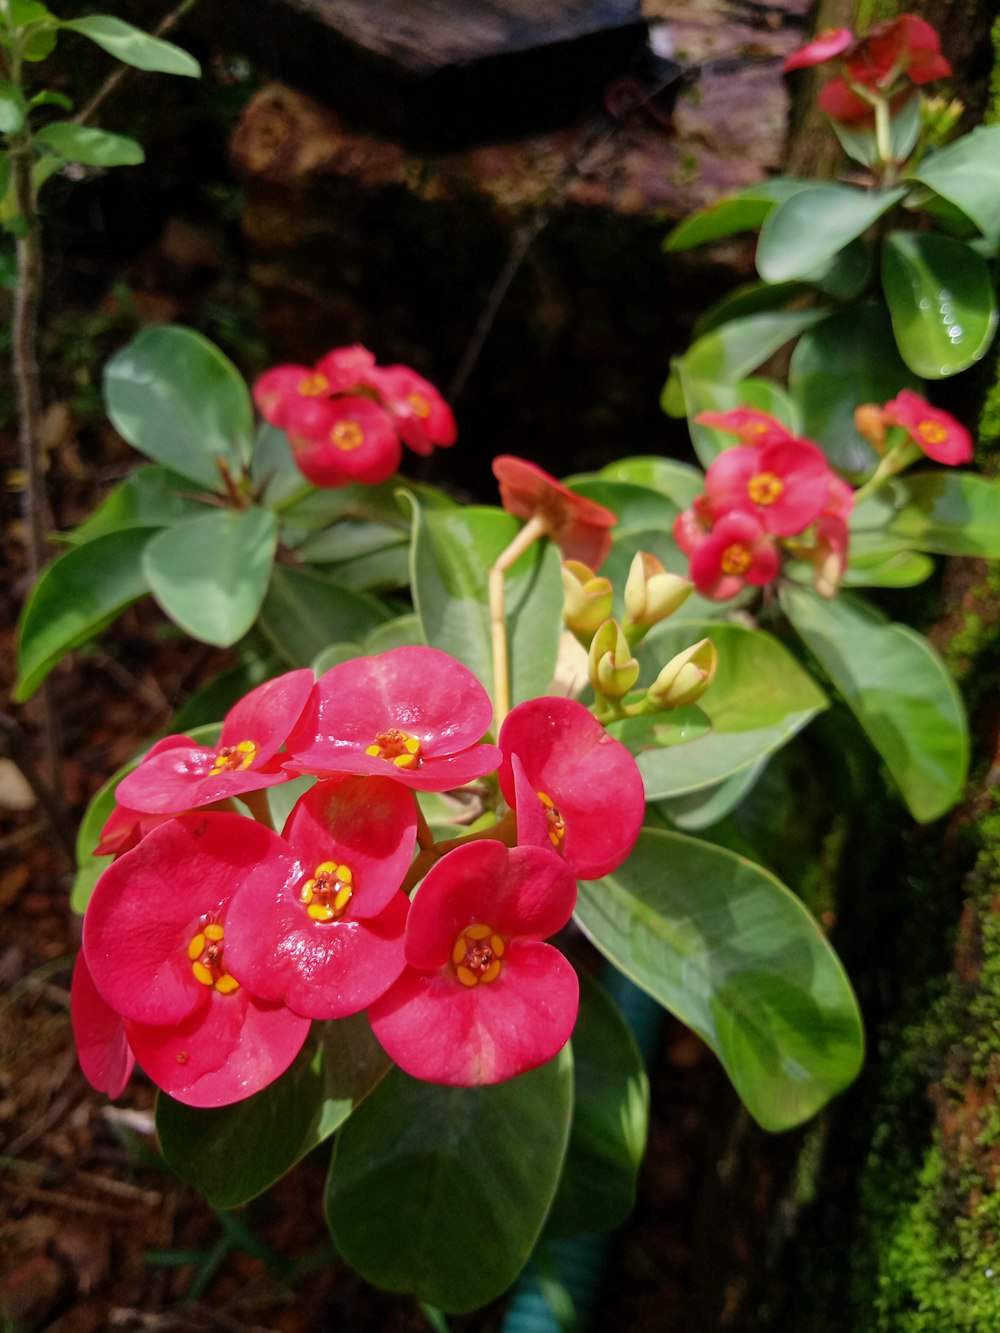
[[368, 840, 579, 1086], [882, 389, 973, 466], [96, 735, 193, 857], [313, 343, 377, 393], [83, 814, 310, 1107], [287, 396, 402, 487], [116, 669, 313, 815], [285, 647, 501, 793], [689, 511, 780, 601], [846, 15, 951, 88], [696, 407, 798, 447], [809, 514, 851, 599], [673, 494, 715, 557], [367, 365, 457, 456], [492, 456, 617, 569], [704, 438, 832, 537], [783, 27, 853, 72], [71, 952, 134, 1098], [223, 776, 414, 1020], [497, 696, 645, 880], [252, 363, 337, 428]]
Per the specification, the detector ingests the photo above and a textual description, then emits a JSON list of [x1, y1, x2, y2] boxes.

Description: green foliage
[[61, 16, 200, 78]]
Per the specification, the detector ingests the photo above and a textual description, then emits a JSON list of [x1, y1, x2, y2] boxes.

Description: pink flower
[[497, 696, 645, 880], [286, 396, 402, 487], [223, 776, 414, 1020], [882, 389, 973, 466], [71, 952, 134, 1099], [704, 438, 832, 536], [115, 670, 313, 816], [285, 647, 501, 793], [252, 363, 337, 428], [673, 494, 715, 556], [492, 456, 617, 570], [368, 841, 579, 1086], [367, 365, 457, 456], [689, 511, 780, 601], [83, 814, 310, 1107], [695, 408, 798, 447], [95, 735, 194, 857], [313, 343, 377, 392], [783, 27, 853, 72]]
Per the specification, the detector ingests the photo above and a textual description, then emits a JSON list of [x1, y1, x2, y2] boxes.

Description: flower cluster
[[856, 388, 973, 466], [253, 344, 456, 488], [73, 649, 645, 1106], [674, 410, 852, 601], [784, 14, 951, 124]]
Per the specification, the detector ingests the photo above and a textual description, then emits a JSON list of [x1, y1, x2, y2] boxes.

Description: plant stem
[[73, 0, 199, 126], [400, 810, 518, 896], [488, 513, 549, 730]]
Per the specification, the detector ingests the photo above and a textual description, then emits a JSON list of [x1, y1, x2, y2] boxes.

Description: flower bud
[[588, 619, 640, 700], [854, 404, 887, 453], [561, 560, 614, 638], [624, 552, 693, 628], [647, 638, 718, 710]]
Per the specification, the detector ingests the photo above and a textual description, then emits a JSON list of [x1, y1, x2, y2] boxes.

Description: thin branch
[[74, 0, 200, 127]]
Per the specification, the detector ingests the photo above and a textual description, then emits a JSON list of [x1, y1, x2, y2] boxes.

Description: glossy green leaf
[[258, 563, 390, 668], [693, 280, 810, 339], [683, 309, 827, 383], [364, 613, 425, 654], [610, 620, 828, 800], [7, 0, 53, 23], [781, 586, 968, 821], [597, 456, 704, 509], [789, 305, 921, 474], [810, 237, 873, 300], [839, 550, 934, 587], [910, 125, 1000, 251], [565, 477, 677, 533], [578, 829, 863, 1130], [35, 121, 143, 166], [104, 326, 254, 490], [157, 1017, 389, 1210], [757, 185, 904, 284], [657, 758, 767, 832], [15, 527, 151, 701], [829, 93, 922, 168], [143, 509, 277, 647], [63, 466, 212, 544], [326, 1053, 574, 1312], [62, 16, 200, 77], [545, 971, 649, 1238], [663, 178, 810, 251], [881, 230, 998, 379], [27, 90, 73, 112], [170, 658, 281, 734], [880, 472, 1000, 557], [407, 496, 563, 709], [0, 80, 26, 133], [295, 520, 410, 590], [22, 23, 57, 62]]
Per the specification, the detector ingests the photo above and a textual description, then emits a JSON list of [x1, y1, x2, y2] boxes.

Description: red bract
[[846, 15, 951, 88], [287, 396, 403, 487], [783, 27, 853, 72], [367, 365, 457, 456], [223, 776, 413, 1020], [673, 494, 715, 557], [497, 696, 645, 880], [368, 840, 579, 1086], [285, 647, 501, 793], [96, 735, 193, 857], [253, 363, 336, 428], [83, 814, 310, 1107], [313, 343, 377, 392], [116, 669, 313, 815], [696, 408, 798, 447], [704, 438, 832, 537], [689, 511, 780, 601], [71, 952, 134, 1099], [492, 455, 617, 569], [882, 389, 973, 466]]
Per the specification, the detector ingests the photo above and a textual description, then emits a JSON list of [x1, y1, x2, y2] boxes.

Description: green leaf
[[22, 23, 57, 62], [657, 758, 767, 832], [27, 90, 73, 112], [781, 586, 968, 821], [62, 16, 200, 77], [545, 972, 649, 1238], [611, 620, 828, 800], [663, 178, 810, 251], [364, 613, 425, 654], [829, 93, 922, 168], [881, 472, 1000, 557], [7, 0, 53, 23], [0, 80, 26, 134], [757, 185, 903, 284], [789, 305, 922, 475], [258, 563, 391, 668], [407, 496, 563, 710], [909, 124, 1000, 251], [680, 373, 807, 470], [693, 280, 810, 339], [565, 477, 677, 533], [839, 549, 934, 587], [682, 309, 828, 383], [104, 326, 254, 490], [295, 520, 410, 590], [62, 466, 212, 544], [15, 527, 151, 701], [577, 829, 863, 1130], [810, 237, 873, 301], [325, 1053, 573, 1313], [597, 456, 704, 509], [881, 231, 998, 379], [157, 1017, 389, 1210], [35, 121, 143, 167], [143, 509, 278, 647]]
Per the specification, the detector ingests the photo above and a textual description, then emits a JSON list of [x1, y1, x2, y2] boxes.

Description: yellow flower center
[[747, 471, 784, 506], [299, 861, 354, 922], [406, 392, 431, 419], [721, 544, 752, 576], [918, 420, 948, 445], [298, 372, 329, 397], [331, 420, 365, 451], [209, 740, 258, 776], [537, 790, 566, 848], [364, 727, 423, 770], [187, 922, 239, 993], [452, 923, 505, 988]]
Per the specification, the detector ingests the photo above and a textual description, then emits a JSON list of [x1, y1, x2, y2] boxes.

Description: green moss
[[989, 16, 1000, 124]]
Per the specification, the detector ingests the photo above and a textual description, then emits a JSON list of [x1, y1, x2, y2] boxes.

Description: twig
[[74, 0, 200, 127], [3, 1180, 133, 1222]]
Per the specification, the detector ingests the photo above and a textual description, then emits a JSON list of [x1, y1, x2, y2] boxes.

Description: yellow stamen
[[331, 420, 364, 451], [192, 961, 214, 986], [406, 392, 431, 419], [209, 739, 258, 776], [451, 923, 505, 987], [187, 923, 239, 993], [721, 544, 752, 576], [298, 372, 329, 396], [366, 728, 423, 769], [536, 790, 566, 847], [300, 860, 354, 923], [918, 420, 948, 445], [747, 471, 784, 506], [188, 933, 206, 960]]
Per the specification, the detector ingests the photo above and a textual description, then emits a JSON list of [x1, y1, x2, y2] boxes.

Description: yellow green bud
[[624, 551, 693, 628], [561, 560, 614, 637], [588, 618, 640, 699], [647, 638, 717, 710]]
